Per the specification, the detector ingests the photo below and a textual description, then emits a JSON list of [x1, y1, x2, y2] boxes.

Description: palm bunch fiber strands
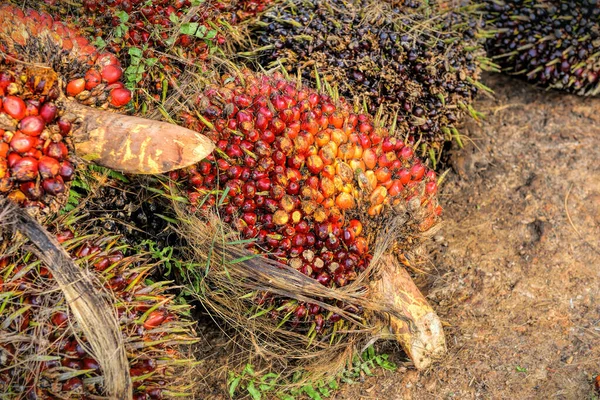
[[164, 68, 446, 373], [248, 0, 489, 160], [0, 204, 197, 399], [480, 0, 600, 96]]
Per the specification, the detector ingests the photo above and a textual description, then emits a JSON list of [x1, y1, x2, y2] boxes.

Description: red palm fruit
[[39, 102, 58, 122], [101, 64, 123, 84], [11, 157, 38, 181], [38, 156, 60, 179], [172, 69, 441, 334], [85, 69, 102, 90], [110, 88, 132, 107], [9, 131, 36, 154], [18, 115, 45, 136], [66, 78, 86, 97], [2, 95, 26, 120]]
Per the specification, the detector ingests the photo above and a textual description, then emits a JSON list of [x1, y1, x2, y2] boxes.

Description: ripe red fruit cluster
[[0, 5, 133, 209], [171, 70, 441, 333], [0, 76, 74, 206], [0, 4, 132, 109], [0, 230, 194, 398]]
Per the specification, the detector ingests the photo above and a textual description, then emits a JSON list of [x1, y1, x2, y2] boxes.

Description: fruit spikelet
[[0, 229, 196, 398], [170, 69, 442, 334]]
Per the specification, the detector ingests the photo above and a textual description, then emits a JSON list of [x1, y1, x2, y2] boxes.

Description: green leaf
[[191, 0, 205, 5], [228, 376, 241, 397], [92, 36, 107, 48], [116, 10, 129, 23], [180, 22, 199, 36], [247, 382, 261, 400], [206, 29, 218, 39], [302, 385, 322, 400], [169, 13, 179, 24], [128, 47, 143, 58]]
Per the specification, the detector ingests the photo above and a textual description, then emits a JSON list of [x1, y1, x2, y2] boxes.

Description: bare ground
[[333, 73, 600, 400]]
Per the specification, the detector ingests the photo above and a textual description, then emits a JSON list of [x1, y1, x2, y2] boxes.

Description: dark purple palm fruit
[[250, 0, 489, 161], [481, 0, 600, 96]]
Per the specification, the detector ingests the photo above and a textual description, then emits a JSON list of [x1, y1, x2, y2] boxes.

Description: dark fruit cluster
[[170, 69, 441, 333], [0, 231, 196, 398], [82, 177, 175, 247], [0, 5, 132, 210], [481, 0, 600, 95], [253, 0, 485, 154]]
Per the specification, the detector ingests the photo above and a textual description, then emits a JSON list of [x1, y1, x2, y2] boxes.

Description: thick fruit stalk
[[369, 254, 445, 369], [0, 202, 197, 398], [66, 101, 214, 174], [169, 68, 445, 367]]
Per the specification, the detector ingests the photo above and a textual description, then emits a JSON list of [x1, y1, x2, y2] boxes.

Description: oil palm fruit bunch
[[0, 228, 196, 398], [23, 0, 267, 107], [0, 4, 132, 210], [250, 0, 489, 159], [168, 69, 442, 342], [480, 0, 600, 96]]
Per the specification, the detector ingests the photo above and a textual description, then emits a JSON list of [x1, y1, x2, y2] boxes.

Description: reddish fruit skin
[[38, 156, 60, 179], [101, 64, 123, 84], [85, 69, 102, 90], [66, 78, 86, 97], [57, 118, 72, 135], [10, 131, 36, 154], [11, 156, 38, 181], [110, 88, 132, 107], [3, 96, 26, 120], [39, 102, 58, 122], [18, 115, 45, 136], [42, 178, 65, 195], [143, 310, 166, 329]]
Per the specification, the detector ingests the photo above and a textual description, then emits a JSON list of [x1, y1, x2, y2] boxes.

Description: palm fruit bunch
[[168, 69, 441, 334], [251, 0, 488, 157], [22, 0, 271, 107], [0, 228, 196, 398], [0, 4, 132, 210], [480, 0, 600, 96]]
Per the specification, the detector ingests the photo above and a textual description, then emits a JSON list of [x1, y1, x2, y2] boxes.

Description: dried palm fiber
[[244, 0, 494, 163], [479, 0, 600, 96], [0, 198, 197, 399], [152, 66, 446, 381]]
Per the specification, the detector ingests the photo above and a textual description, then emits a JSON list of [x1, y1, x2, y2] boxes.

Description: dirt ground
[[194, 73, 600, 399], [333, 73, 600, 399]]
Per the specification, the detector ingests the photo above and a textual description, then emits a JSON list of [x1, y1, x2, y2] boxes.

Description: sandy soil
[[333, 73, 600, 400]]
